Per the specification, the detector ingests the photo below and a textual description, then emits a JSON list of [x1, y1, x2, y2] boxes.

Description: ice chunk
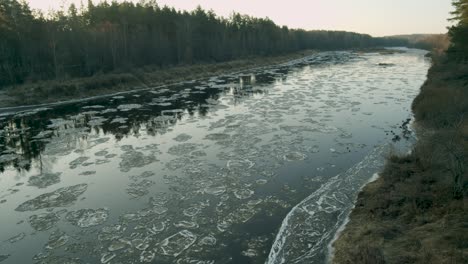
[[234, 189, 254, 199], [108, 238, 131, 252], [159, 230, 197, 257], [183, 207, 201, 217], [117, 104, 142, 111], [65, 208, 109, 228], [119, 151, 157, 172], [8, 232, 25, 243], [204, 133, 230, 141], [15, 184, 88, 211], [167, 143, 199, 156], [204, 186, 226, 196], [227, 159, 254, 171], [140, 250, 155, 262], [174, 221, 199, 229], [101, 252, 116, 264], [29, 212, 60, 231], [283, 152, 307, 161], [79, 171, 96, 176], [173, 133, 192, 142], [69, 157, 90, 169], [199, 235, 216, 246], [28, 172, 61, 188], [45, 229, 69, 250]]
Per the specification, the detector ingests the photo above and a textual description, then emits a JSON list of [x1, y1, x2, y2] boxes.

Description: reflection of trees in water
[[0, 67, 292, 172]]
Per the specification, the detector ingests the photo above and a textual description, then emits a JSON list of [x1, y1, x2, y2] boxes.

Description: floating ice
[[204, 133, 230, 141], [227, 159, 254, 171], [174, 221, 199, 229], [127, 179, 155, 198], [256, 179, 268, 185], [159, 230, 197, 257], [108, 238, 131, 252], [15, 184, 88, 212], [28, 172, 61, 189], [111, 117, 127, 124], [32, 130, 54, 139], [173, 133, 192, 142], [233, 189, 254, 199], [101, 252, 116, 264], [69, 157, 90, 169], [119, 151, 157, 172], [117, 104, 142, 111], [199, 235, 216, 246], [79, 171, 96, 176], [283, 152, 307, 161], [183, 207, 201, 217], [29, 212, 60, 231], [167, 143, 199, 156], [140, 250, 155, 262], [83, 105, 105, 109], [47, 118, 73, 129], [45, 229, 69, 250], [65, 208, 109, 228], [8, 232, 25, 243]]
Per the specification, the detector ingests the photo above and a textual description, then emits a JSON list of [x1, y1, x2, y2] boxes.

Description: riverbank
[[0, 50, 318, 108], [331, 54, 468, 263]]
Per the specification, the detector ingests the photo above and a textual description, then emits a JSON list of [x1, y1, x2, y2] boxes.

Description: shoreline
[[0, 50, 316, 110]]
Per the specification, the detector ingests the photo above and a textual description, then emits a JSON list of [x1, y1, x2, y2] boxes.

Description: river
[[0, 49, 429, 264]]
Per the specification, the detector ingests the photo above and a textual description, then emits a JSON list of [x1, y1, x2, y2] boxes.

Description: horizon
[[26, 0, 452, 37]]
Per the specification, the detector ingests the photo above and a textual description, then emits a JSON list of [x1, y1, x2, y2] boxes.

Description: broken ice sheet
[[28, 172, 61, 188], [15, 184, 88, 212], [29, 212, 60, 231], [65, 208, 109, 228], [159, 230, 197, 257]]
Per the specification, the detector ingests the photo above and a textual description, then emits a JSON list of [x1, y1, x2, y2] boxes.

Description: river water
[[0, 49, 429, 264]]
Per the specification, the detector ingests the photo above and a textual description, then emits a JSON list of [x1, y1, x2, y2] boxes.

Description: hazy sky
[[27, 0, 453, 36]]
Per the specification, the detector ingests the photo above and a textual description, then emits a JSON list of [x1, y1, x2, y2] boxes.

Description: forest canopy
[[0, 0, 408, 87]]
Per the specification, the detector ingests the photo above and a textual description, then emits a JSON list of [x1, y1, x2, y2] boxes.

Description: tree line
[[448, 0, 468, 58], [0, 0, 408, 87]]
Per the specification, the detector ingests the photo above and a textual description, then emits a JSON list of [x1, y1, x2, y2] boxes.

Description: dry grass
[[332, 54, 468, 264]]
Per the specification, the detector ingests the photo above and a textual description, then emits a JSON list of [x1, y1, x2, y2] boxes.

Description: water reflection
[[0, 69, 281, 173]]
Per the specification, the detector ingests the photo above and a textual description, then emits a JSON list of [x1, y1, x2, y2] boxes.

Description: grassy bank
[[331, 53, 468, 263], [0, 50, 315, 108]]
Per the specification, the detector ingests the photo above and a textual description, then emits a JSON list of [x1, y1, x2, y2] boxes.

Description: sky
[[26, 0, 453, 36]]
